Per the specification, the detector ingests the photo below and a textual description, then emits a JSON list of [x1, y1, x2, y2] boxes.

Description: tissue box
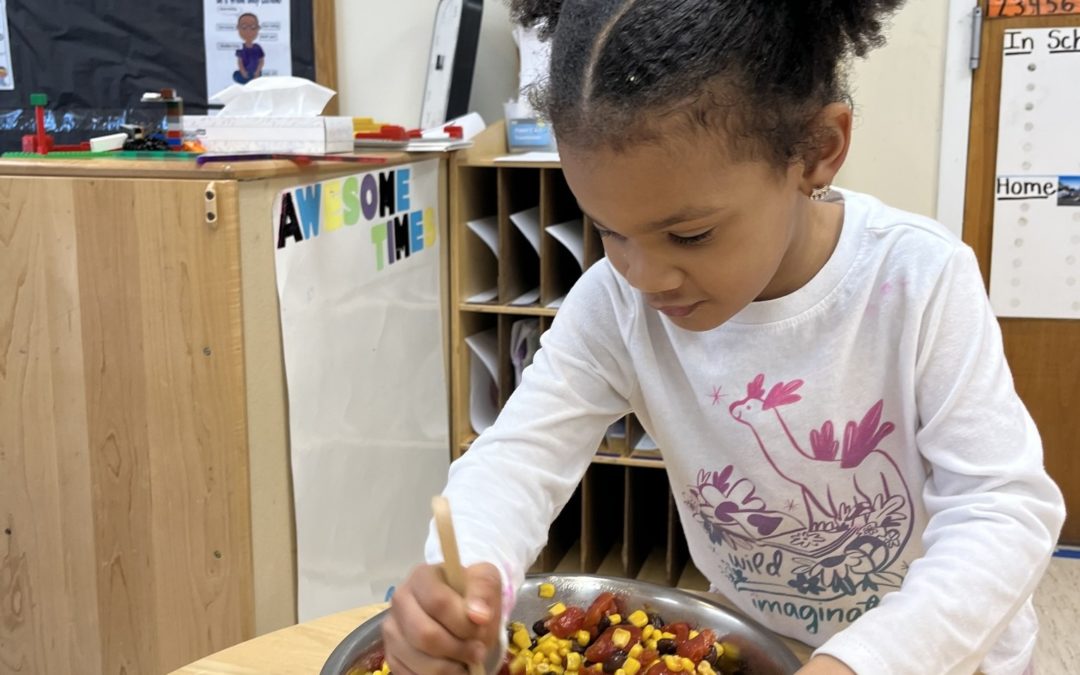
[[187, 116, 355, 154]]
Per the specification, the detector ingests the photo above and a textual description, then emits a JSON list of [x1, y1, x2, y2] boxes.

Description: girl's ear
[[801, 103, 853, 196]]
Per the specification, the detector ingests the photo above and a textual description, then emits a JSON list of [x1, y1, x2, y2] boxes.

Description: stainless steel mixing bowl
[[321, 574, 802, 675]]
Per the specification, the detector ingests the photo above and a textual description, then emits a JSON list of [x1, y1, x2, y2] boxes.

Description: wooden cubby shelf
[[449, 124, 697, 589]]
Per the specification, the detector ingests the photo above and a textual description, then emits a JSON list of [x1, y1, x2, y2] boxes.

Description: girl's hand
[[382, 562, 503, 675], [796, 655, 857, 675]]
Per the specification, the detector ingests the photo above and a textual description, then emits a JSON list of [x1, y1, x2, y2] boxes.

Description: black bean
[[532, 619, 550, 637], [705, 645, 720, 668], [657, 638, 678, 655], [530, 638, 538, 650], [597, 616, 611, 634], [602, 651, 628, 673], [648, 613, 665, 628], [572, 642, 587, 654]]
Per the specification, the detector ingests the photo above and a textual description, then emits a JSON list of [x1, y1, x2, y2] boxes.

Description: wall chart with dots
[[991, 27, 1080, 319]]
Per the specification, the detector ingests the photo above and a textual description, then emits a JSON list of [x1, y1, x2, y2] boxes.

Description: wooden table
[[171, 605, 387, 674], [172, 601, 814, 674]]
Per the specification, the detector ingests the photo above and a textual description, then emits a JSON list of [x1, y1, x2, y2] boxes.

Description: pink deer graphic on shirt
[[729, 374, 913, 539]]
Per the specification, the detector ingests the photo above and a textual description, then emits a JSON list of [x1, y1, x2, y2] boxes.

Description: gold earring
[[810, 185, 832, 201]]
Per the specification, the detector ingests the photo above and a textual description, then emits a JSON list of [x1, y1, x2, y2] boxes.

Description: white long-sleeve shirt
[[425, 189, 1065, 675]]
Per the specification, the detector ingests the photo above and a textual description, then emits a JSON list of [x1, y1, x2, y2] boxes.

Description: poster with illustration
[[0, 0, 14, 91], [204, 0, 292, 99]]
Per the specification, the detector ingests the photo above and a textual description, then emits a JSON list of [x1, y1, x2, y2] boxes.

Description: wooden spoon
[[432, 496, 487, 675]]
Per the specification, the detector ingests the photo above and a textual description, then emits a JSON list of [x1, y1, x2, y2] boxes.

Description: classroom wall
[[836, 0, 950, 220], [334, 0, 948, 217], [334, 0, 516, 127]]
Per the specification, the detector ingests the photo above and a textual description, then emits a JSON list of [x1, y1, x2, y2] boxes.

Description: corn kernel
[[681, 658, 695, 673], [549, 602, 567, 616], [534, 651, 546, 664], [510, 656, 529, 675], [721, 642, 738, 660], [539, 583, 557, 599], [550, 666, 564, 675], [696, 662, 716, 675], [628, 644, 643, 660], [607, 613, 622, 625], [559, 646, 570, 657], [612, 628, 632, 649], [627, 610, 649, 628], [538, 633, 556, 646], [615, 669, 626, 675], [623, 658, 642, 675], [645, 639, 658, 651], [592, 664, 604, 672], [381, 664, 390, 675], [511, 621, 527, 633], [576, 630, 591, 646], [514, 629, 533, 650], [660, 632, 676, 640], [642, 625, 654, 640], [537, 664, 552, 674], [566, 652, 583, 671], [689, 630, 699, 640], [663, 655, 684, 672]]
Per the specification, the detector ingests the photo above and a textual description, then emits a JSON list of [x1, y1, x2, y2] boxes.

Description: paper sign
[[0, 0, 13, 91], [990, 28, 1080, 319], [989, 0, 1080, 19], [274, 160, 450, 620], [204, 0, 293, 101]]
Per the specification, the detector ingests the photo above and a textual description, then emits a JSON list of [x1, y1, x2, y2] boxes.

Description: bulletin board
[[989, 27, 1080, 319], [0, 0, 337, 150]]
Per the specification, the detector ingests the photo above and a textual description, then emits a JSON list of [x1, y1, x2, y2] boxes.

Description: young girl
[[382, 1, 1065, 673]]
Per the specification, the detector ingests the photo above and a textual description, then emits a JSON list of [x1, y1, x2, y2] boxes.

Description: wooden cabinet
[[0, 154, 442, 674]]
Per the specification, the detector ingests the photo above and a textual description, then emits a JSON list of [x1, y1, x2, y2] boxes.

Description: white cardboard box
[[185, 116, 354, 154]]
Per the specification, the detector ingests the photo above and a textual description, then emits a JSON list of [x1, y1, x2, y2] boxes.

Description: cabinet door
[[964, 3, 1080, 542], [0, 175, 253, 673]]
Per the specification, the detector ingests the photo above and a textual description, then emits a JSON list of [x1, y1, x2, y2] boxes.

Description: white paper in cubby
[[990, 28, 1080, 319], [466, 328, 500, 434], [547, 219, 586, 271], [510, 207, 542, 253], [465, 216, 499, 304], [467, 216, 500, 256]]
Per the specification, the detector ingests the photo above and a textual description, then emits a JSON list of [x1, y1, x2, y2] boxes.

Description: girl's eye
[[669, 229, 714, 246], [595, 226, 625, 241]]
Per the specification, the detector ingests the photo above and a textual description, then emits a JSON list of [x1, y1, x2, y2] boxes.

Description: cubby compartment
[[459, 167, 500, 305], [499, 168, 542, 306]]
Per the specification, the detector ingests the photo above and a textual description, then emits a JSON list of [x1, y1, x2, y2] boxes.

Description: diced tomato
[[583, 592, 618, 630], [677, 629, 717, 663], [662, 622, 691, 645], [584, 625, 642, 663], [496, 652, 511, 675], [643, 660, 675, 675], [547, 606, 586, 639], [357, 647, 385, 672], [638, 649, 660, 666]]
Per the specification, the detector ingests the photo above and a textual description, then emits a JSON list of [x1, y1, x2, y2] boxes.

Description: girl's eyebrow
[[586, 206, 723, 231]]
